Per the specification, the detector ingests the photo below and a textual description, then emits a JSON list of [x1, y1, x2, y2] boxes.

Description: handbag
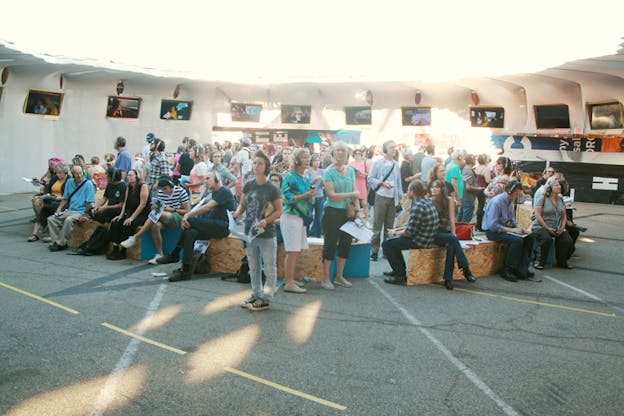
[[367, 163, 395, 206], [455, 222, 475, 240], [42, 195, 61, 211], [346, 202, 357, 220]]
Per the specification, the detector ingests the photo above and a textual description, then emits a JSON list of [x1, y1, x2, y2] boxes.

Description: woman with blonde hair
[[280, 148, 315, 293], [531, 176, 573, 269], [321, 141, 362, 289]]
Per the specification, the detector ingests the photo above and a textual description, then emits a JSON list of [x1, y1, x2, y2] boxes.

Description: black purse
[[42, 195, 61, 211]]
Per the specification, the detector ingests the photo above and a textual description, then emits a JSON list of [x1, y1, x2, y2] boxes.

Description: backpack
[[221, 256, 265, 284], [79, 226, 110, 254]]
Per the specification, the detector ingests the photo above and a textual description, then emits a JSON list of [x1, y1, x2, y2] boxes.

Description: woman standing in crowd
[[305, 154, 325, 238], [428, 163, 455, 200], [184, 145, 209, 202], [350, 147, 370, 222], [28, 162, 69, 242], [88, 156, 108, 191], [232, 150, 283, 311], [484, 156, 513, 199], [474, 154, 492, 231], [107, 169, 150, 260], [430, 179, 476, 290], [210, 149, 238, 190], [321, 141, 361, 290], [532, 176, 574, 269], [281, 148, 315, 293]]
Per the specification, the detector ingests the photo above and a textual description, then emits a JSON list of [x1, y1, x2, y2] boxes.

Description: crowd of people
[[27, 134, 584, 310]]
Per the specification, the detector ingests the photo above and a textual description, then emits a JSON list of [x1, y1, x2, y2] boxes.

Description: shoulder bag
[[367, 162, 395, 206]]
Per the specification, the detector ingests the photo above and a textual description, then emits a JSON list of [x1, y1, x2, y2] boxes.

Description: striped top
[[156, 185, 189, 209]]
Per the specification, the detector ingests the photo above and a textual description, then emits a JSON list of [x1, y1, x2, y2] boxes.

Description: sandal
[[27, 234, 39, 242], [533, 262, 544, 270]]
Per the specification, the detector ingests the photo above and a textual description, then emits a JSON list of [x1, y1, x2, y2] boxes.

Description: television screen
[[281, 105, 311, 124], [345, 106, 372, 125], [402, 107, 432, 126], [534, 105, 570, 129], [106, 96, 141, 119], [231, 103, 262, 122], [469, 107, 504, 128], [24, 89, 64, 116], [160, 99, 192, 120], [588, 101, 623, 129]]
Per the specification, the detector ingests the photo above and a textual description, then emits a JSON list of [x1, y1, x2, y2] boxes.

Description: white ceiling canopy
[[1, 0, 624, 84]]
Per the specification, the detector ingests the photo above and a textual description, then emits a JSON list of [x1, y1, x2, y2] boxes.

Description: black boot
[[169, 263, 191, 282], [106, 246, 119, 260], [462, 266, 476, 282], [444, 279, 453, 290], [157, 247, 180, 264]]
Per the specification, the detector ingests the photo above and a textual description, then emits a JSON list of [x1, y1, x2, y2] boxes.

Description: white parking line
[[370, 279, 520, 416], [543, 275, 624, 315], [90, 280, 168, 415]]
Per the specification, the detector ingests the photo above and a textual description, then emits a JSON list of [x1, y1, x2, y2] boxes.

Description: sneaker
[[148, 254, 163, 264], [120, 236, 137, 248], [294, 279, 306, 288], [333, 277, 352, 288], [320, 280, 335, 290], [284, 284, 307, 293], [248, 298, 270, 311], [240, 296, 257, 308], [370, 253, 378, 261]]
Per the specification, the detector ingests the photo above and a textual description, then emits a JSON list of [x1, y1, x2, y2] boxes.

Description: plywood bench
[[407, 241, 506, 286], [207, 235, 370, 280]]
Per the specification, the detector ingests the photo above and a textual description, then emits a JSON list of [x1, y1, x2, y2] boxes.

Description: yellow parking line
[[0, 205, 18, 211], [101, 322, 187, 355], [224, 367, 347, 411], [455, 288, 616, 318], [0, 281, 80, 314]]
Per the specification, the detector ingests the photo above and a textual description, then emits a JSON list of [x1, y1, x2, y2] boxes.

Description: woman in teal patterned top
[[280, 148, 315, 293], [321, 141, 362, 290]]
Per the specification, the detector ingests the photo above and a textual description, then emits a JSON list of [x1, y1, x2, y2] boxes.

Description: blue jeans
[[485, 230, 535, 278], [245, 237, 277, 301], [434, 232, 469, 280], [382, 236, 421, 276], [458, 202, 475, 223], [308, 197, 324, 237]]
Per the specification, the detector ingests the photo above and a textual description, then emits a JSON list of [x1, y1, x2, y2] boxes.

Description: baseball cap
[[146, 132, 155, 142]]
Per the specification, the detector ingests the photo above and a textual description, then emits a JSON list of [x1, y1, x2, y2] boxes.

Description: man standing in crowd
[[113, 136, 132, 180], [142, 132, 154, 162], [367, 140, 402, 261], [47, 165, 96, 252], [410, 145, 426, 179], [146, 138, 170, 190], [458, 154, 483, 222], [382, 180, 439, 285], [177, 137, 196, 179], [420, 144, 436, 183], [445, 148, 465, 209], [483, 180, 536, 282], [157, 171, 236, 282]]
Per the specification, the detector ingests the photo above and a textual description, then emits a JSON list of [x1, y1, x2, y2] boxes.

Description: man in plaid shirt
[[146, 138, 170, 190], [382, 180, 439, 285]]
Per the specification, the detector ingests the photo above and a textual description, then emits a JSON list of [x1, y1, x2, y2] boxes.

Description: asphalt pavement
[[1, 193, 623, 416]]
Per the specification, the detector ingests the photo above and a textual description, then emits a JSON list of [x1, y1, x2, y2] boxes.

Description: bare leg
[[322, 258, 332, 283], [284, 251, 300, 288], [151, 221, 163, 255]]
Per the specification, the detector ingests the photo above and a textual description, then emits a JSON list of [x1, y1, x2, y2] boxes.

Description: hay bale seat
[[407, 241, 506, 286], [68, 220, 141, 260]]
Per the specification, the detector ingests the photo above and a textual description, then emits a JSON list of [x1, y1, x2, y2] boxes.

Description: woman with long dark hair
[[107, 169, 150, 260], [429, 179, 476, 290]]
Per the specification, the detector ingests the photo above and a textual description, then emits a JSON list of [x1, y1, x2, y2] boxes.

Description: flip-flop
[[27, 234, 39, 242]]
